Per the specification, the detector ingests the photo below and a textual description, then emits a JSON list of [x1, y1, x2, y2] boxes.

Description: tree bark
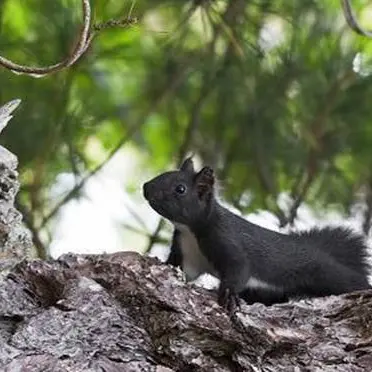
[[0, 251, 371, 371], [0, 145, 32, 274]]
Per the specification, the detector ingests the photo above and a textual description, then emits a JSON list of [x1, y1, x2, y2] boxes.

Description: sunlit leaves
[[2, 1, 31, 38]]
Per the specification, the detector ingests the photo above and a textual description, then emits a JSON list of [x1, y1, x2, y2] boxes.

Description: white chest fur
[[174, 223, 217, 281]]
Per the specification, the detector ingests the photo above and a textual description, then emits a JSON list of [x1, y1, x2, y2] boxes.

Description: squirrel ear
[[194, 166, 215, 199], [180, 157, 195, 173]]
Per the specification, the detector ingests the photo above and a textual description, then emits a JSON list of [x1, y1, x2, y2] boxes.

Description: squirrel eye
[[175, 184, 187, 194]]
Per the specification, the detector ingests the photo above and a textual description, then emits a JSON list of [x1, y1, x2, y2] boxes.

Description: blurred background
[[0, 0, 372, 262]]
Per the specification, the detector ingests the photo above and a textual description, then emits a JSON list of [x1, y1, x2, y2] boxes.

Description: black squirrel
[[143, 158, 371, 313]]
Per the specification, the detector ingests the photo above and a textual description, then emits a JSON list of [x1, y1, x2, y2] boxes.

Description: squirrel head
[[143, 157, 215, 225]]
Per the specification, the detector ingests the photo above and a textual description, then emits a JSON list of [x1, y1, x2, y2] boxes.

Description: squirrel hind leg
[[239, 287, 289, 306]]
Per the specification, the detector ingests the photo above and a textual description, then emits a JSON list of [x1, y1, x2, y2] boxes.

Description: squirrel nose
[[143, 182, 151, 200], [143, 181, 163, 201]]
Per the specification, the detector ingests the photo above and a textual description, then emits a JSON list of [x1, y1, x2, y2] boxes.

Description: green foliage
[[1, 0, 372, 255]]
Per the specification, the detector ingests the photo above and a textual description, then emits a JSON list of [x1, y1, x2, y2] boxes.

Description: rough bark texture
[[0, 251, 371, 372], [0, 145, 32, 275]]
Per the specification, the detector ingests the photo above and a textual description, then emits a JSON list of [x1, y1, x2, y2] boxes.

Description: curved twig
[[0, 1, 138, 76], [0, 0, 91, 75], [341, 0, 372, 38]]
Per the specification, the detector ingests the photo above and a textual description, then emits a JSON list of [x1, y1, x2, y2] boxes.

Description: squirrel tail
[[291, 226, 371, 278]]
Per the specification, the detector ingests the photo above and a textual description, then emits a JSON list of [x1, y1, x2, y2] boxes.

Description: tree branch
[[0, 0, 137, 76], [341, 0, 372, 38], [282, 70, 356, 227]]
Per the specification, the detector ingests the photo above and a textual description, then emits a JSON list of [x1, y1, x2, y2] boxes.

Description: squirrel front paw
[[218, 287, 241, 316]]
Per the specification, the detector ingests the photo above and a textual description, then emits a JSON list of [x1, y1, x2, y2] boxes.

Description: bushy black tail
[[291, 226, 371, 278]]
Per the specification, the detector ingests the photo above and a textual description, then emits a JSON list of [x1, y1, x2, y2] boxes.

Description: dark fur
[[167, 229, 183, 267], [291, 226, 370, 277], [143, 158, 371, 312]]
